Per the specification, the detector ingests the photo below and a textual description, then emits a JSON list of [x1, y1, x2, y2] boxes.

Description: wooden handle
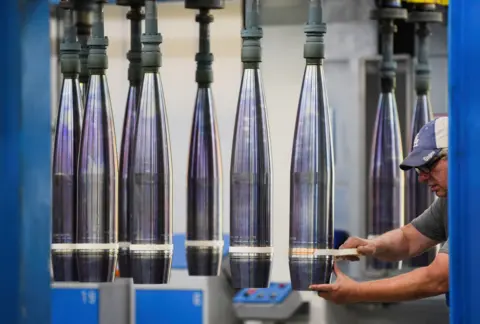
[[313, 248, 360, 257]]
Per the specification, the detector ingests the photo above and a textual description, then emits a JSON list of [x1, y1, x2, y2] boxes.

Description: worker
[[310, 116, 449, 305]]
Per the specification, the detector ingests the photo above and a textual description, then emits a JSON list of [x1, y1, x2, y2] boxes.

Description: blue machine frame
[[1, 1, 478, 323], [448, 2, 480, 323], [0, 1, 52, 324]]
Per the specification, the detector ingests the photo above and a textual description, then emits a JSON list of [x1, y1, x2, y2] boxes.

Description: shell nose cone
[[229, 253, 272, 289], [187, 246, 223, 276], [289, 256, 333, 291]]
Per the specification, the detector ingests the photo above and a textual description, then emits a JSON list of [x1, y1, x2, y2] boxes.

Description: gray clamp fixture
[[185, 0, 225, 86], [142, 0, 163, 72], [241, 0, 262, 67], [304, 0, 326, 64], [88, 0, 109, 74], [117, 0, 145, 85], [370, 0, 408, 93], [408, 3, 443, 95], [73, 1, 93, 86], [59, 1, 81, 78]]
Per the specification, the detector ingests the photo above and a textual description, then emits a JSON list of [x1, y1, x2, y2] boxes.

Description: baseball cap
[[399, 116, 448, 171]]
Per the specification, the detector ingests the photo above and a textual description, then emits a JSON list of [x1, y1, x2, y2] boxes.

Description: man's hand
[[309, 262, 361, 304], [338, 236, 376, 261], [312, 253, 450, 304]]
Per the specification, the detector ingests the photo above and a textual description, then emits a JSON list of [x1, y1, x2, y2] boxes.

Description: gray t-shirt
[[410, 197, 449, 254]]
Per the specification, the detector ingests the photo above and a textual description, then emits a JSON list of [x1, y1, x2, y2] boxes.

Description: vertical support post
[[448, 1, 480, 323], [99, 279, 136, 324], [0, 1, 51, 324]]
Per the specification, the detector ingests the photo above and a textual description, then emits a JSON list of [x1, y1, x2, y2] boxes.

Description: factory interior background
[[48, 0, 450, 323]]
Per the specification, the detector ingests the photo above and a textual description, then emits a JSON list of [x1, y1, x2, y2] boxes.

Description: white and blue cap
[[400, 116, 448, 171]]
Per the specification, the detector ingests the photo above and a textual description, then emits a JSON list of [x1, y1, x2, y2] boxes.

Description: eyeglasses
[[415, 156, 442, 175]]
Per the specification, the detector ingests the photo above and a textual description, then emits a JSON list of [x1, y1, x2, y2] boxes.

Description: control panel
[[232, 282, 306, 321], [233, 283, 291, 305]]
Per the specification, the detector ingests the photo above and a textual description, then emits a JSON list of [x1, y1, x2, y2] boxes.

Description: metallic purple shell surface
[[52, 78, 83, 282], [230, 68, 272, 289], [77, 74, 118, 283], [118, 85, 139, 278], [186, 87, 223, 276], [405, 94, 436, 267], [79, 83, 87, 104], [129, 73, 173, 284], [367, 92, 404, 272], [289, 64, 334, 291]]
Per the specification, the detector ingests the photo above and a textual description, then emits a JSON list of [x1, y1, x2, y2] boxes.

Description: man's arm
[[372, 224, 439, 261], [345, 198, 447, 262], [353, 252, 449, 303]]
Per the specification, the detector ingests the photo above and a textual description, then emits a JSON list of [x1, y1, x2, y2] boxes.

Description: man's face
[[417, 157, 448, 197]]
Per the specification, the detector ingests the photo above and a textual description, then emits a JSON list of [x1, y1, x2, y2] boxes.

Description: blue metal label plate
[[136, 289, 203, 324], [52, 288, 99, 324]]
